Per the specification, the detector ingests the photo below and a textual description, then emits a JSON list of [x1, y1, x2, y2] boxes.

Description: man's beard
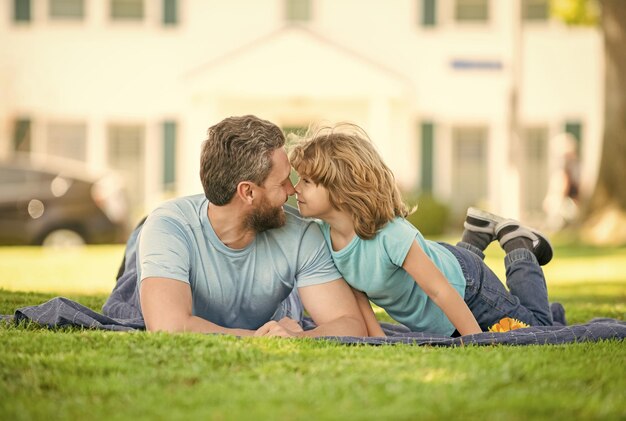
[[245, 196, 286, 233]]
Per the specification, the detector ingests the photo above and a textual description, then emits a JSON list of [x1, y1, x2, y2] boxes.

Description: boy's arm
[[352, 288, 386, 337], [402, 241, 482, 336]]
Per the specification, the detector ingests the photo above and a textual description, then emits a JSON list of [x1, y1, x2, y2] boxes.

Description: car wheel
[[41, 229, 86, 248]]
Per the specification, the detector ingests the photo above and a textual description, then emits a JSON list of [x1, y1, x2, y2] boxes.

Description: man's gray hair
[[200, 115, 285, 205]]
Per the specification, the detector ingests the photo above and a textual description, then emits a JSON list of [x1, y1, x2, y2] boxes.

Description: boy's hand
[[254, 317, 303, 337], [277, 317, 304, 333]]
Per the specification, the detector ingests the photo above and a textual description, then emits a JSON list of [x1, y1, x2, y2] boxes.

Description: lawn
[[0, 243, 625, 420]]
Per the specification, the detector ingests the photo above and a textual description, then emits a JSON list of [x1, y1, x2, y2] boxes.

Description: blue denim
[[270, 288, 304, 323], [441, 242, 554, 331]]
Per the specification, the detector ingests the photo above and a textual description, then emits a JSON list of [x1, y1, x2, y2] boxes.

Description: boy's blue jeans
[[441, 242, 554, 331]]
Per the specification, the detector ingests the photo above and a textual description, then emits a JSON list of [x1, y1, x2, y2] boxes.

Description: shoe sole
[[464, 207, 506, 234]]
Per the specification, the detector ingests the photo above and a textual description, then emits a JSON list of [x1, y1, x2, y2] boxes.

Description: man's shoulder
[[139, 195, 206, 239], [148, 194, 206, 223]]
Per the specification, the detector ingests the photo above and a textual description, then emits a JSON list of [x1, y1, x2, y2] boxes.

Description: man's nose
[[293, 180, 301, 193], [286, 181, 296, 196]]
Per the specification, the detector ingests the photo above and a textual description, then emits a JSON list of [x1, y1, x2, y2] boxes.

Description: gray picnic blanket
[[2, 218, 625, 346], [3, 296, 625, 346]]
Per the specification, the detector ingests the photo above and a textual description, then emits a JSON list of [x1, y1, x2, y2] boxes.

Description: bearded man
[[137, 115, 366, 337]]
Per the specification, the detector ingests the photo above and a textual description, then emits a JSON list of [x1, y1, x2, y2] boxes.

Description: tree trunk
[[581, 0, 626, 245]]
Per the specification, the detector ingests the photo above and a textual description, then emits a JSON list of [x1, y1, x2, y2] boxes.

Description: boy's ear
[[236, 181, 255, 205]]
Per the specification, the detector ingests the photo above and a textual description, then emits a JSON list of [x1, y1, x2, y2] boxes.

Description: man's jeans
[[441, 242, 554, 331], [271, 288, 304, 323]]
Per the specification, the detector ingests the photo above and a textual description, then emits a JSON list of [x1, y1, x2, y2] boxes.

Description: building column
[[501, 0, 523, 219], [88, 116, 107, 172], [179, 94, 218, 197], [367, 96, 393, 167], [144, 121, 160, 211]]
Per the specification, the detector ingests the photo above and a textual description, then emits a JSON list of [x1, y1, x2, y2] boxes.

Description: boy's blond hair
[[289, 123, 409, 240]]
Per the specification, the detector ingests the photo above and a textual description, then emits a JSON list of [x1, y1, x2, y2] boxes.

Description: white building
[[0, 0, 603, 225]]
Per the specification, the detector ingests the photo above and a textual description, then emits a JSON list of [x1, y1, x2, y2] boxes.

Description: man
[[137, 115, 366, 337]]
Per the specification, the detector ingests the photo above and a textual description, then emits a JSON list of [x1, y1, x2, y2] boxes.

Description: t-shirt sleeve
[[295, 222, 342, 288], [380, 219, 420, 267], [137, 213, 192, 287]]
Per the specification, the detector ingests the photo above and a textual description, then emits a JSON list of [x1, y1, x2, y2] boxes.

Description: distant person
[[543, 133, 581, 231], [115, 115, 366, 337], [289, 123, 564, 337]]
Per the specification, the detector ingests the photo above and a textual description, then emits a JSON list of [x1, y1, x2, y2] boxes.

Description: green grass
[[1, 244, 625, 420]]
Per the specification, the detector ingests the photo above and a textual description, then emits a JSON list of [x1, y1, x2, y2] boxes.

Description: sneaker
[[495, 220, 553, 265], [464, 207, 506, 236], [462, 208, 507, 252]]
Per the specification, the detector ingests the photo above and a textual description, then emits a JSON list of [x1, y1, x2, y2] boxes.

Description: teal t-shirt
[[320, 217, 466, 336], [137, 194, 341, 330]]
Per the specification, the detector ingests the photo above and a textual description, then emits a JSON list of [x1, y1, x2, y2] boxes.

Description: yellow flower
[[488, 317, 530, 333]]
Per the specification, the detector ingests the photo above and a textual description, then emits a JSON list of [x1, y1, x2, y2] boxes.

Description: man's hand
[[254, 317, 303, 337]]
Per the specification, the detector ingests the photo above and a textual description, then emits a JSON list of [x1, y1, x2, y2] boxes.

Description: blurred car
[[0, 155, 130, 247]]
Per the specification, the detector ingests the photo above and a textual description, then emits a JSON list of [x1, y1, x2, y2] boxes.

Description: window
[[420, 122, 434, 192], [0, 167, 28, 185], [46, 122, 87, 161], [564, 121, 583, 153], [108, 124, 145, 215], [13, 118, 32, 152], [455, 0, 489, 22], [522, 0, 549, 21], [162, 0, 177, 25], [522, 127, 549, 215], [162, 121, 177, 190], [421, 0, 437, 27], [0, 167, 55, 209], [110, 0, 143, 20], [49, 0, 84, 20], [451, 127, 488, 214], [13, 0, 31, 22], [286, 0, 311, 22]]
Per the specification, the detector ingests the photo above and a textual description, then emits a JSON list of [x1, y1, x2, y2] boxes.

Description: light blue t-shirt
[[137, 194, 341, 330], [320, 217, 466, 336]]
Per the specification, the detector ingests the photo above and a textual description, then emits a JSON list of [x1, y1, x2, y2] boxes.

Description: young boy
[[289, 123, 564, 337]]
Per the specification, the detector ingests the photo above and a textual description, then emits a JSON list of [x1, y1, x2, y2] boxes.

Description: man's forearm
[[140, 278, 259, 336], [298, 315, 367, 338], [147, 314, 257, 337]]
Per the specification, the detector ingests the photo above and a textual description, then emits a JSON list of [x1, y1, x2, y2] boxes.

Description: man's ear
[[236, 181, 255, 205]]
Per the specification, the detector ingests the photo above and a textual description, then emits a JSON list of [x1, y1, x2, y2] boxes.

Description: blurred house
[[0, 0, 603, 223]]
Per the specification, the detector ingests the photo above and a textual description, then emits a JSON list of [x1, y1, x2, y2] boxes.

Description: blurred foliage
[[551, 0, 599, 25], [403, 193, 450, 236]]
